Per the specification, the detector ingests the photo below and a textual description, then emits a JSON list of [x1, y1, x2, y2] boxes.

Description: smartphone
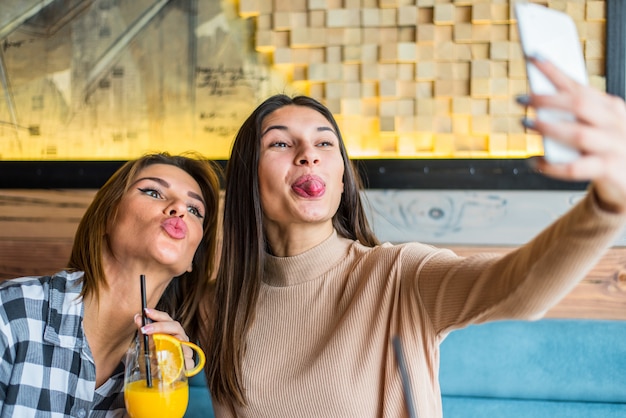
[[514, 2, 588, 164]]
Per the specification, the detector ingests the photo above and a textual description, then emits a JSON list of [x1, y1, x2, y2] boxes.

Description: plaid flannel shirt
[[0, 271, 126, 417]]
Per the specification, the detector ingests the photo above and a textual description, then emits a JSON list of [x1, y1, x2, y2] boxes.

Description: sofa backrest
[[185, 319, 626, 417], [439, 319, 626, 403]]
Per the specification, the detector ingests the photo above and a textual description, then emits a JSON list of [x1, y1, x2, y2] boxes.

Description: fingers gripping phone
[[515, 2, 588, 164]]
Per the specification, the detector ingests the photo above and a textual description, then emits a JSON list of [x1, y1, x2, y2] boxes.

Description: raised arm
[[416, 60, 626, 333]]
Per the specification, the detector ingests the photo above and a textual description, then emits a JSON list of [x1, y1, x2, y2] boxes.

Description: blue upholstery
[[442, 397, 626, 418], [184, 319, 626, 417], [440, 319, 626, 417], [185, 373, 215, 418]]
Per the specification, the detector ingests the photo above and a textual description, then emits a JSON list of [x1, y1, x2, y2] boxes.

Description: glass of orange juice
[[124, 334, 206, 418]]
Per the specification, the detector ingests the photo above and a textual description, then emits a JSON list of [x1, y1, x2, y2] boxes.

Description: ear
[[187, 263, 193, 273]]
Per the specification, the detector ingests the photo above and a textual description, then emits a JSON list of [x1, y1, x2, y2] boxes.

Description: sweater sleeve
[[411, 188, 626, 335]]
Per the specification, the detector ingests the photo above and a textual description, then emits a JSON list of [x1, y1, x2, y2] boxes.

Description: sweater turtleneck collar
[[264, 230, 354, 287]]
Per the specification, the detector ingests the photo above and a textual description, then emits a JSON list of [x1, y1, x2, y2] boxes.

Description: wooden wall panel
[[1, 189, 625, 320]]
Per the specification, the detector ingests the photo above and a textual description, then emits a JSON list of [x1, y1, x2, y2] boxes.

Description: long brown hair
[[206, 94, 379, 405], [68, 152, 221, 342]]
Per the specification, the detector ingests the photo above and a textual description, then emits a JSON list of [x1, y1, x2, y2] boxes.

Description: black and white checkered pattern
[[0, 271, 126, 417]]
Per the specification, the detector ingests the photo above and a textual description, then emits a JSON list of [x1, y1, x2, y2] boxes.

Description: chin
[[301, 207, 333, 219], [164, 265, 191, 279], [157, 254, 193, 276]]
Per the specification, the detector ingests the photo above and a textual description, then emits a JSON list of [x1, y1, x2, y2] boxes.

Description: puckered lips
[[291, 174, 326, 198], [162, 216, 187, 239]]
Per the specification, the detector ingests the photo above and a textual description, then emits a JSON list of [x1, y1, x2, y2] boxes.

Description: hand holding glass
[[124, 334, 206, 418]]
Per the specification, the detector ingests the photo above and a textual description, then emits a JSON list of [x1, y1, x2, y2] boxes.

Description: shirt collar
[[43, 270, 86, 349], [264, 230, 353, 287]]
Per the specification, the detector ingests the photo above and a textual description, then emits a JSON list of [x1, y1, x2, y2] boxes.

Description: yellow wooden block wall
[[241, 0, 606, 158]]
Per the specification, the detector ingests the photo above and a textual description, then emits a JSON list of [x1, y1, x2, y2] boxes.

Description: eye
[[317, 140, 334, 147], [187, 204, 204, 219], [138, 187, 163, 199], [269, 141, 288, 148]]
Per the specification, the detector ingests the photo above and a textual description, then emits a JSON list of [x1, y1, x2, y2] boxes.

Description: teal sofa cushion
[[184, 319, 626, 417], [440, 319, 626, 417], [443, 396, 626, 418], [185, 373, 215, 418]]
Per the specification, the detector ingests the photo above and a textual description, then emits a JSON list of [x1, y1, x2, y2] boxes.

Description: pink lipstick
[[162, 217, 187, 239]]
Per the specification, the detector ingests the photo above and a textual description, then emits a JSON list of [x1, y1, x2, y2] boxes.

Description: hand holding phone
[[515, 3, 588, 164]]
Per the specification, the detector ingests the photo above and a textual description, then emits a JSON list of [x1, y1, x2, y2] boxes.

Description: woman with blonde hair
[[1, 152, 221, 417]]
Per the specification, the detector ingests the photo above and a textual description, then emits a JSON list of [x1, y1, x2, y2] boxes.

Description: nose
[[165, 199, 186, 217], [295, 144, 320, 166]]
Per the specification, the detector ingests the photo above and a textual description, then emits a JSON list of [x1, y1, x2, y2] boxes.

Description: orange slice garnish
[[153, 334, 184, 385], [152, 334, 206, 385]]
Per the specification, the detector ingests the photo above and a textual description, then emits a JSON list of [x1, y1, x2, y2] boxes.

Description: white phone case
[[514, 2, 588, 164]]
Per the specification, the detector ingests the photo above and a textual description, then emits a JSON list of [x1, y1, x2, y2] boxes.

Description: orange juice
[[124, 379, 189, 418]]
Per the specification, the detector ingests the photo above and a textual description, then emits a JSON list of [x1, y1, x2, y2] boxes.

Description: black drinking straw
[[140, 274, 153, 388], [392, 335, 418, 418]]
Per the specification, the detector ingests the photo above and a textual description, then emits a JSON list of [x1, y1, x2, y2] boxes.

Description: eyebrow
[[261, 125, 337, 137], [134, 176, 206, 208]]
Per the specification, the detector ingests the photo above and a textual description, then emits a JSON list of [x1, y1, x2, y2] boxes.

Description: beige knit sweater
[[213, 192, 626, 418]]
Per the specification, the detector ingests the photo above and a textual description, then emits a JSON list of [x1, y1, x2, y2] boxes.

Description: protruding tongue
[[292, 176, 325, 198]]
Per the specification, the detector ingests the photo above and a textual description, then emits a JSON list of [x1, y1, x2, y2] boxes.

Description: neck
[[82, 291, 138, 355], [265, 221, 334, 256], [82, 265, 175, 386]]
